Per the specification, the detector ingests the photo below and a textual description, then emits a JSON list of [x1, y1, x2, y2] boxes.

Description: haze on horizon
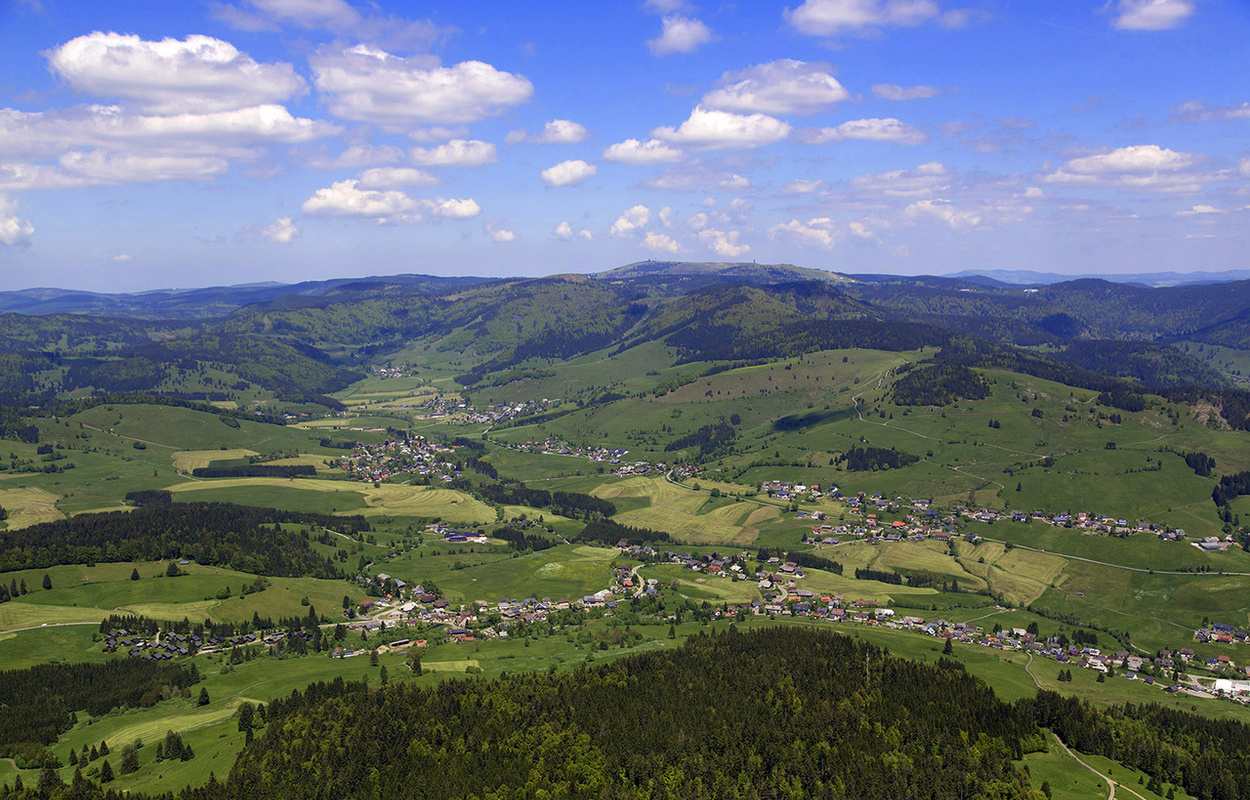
[[0, 0, 1247, 293]]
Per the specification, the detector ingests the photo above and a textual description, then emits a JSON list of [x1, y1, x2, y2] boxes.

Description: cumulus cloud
[[1042, 144, 1214, 191], [642, 231, 683, 253], [698, 228, 750, 257], [301, 179, 479, 222], [1107, 0, 1195, 30], [648, 16, 715, 55], [261, 215, 298, 242], [780, 178, 824, 194], [798, 117, 927, 145], [302, 179, 420, 221], [646, 171, 750, 193], [408, 139, 497, 166], [602, 138, 683, 165], [540, 159, 597, 187], [59, 150, 229, 183], [904, 198, 983, 230], [554, 220, 591, 240], [0, 195, 34, 246], [1170, 100, 1250, 122], [429, 197, 481, 218], [45, 32, 306, 114], [871, 83, 940, 100], [610, 204, 651, 237], [767, 217, 836, 248], [486, 221, 516, 242], [212, 0, 451, 51], [303, 143, 404, 169], [702, 60, 849, 116], [311, 45, 532, 125], [652, 106, 790, 150], [785, 0, 972, 37], [509, 119, 590, 145], [1176, 204, 1223, 216], [357, 166, 439, 189], [849, 161, 950, 197]]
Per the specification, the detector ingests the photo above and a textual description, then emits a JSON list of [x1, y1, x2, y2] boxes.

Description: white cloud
[[785, 0, 970, 36], [357, 166, 439, 188], [1170, 100, 1250, 122], [648, 16, 715, 55], [487, 222, 516, 241], [408, 139, 497, 167], [261, 216, 298, 242], [301, 179, 419, 221], [45, 32, 306, 114], [602, 138, 683, 165], [0, 195, 34, 246], [541, 159, 597, 187], [304, 144, 404, 169], [904, 198, 982, 230], [1241, 157, 1250, 179], [58, 150, 229, 183], [1108, 0, 1195, 30], [0, 105, 334, 165], [780, 178, 824, 194], [301, 179, 479, 222], [610, 204, 651, 237], [767, 217, 836, 248], [108, 253, 133, 261], [511, 119, 589, 145], [642, 231, 683, 253], [641, 166, 751, 193], [871, 83, 940, 100], [799, 117, 927, 145], [1043, 144, 1214, 191], [212, 0, 451, 50], [657, 206, 675, 229], [311, 45, 532, 125], [698, 228, 750, 257], [849, 161, 949, 197], [554, 220, 574, 240], [644, 0, 689, 11], [702, 60, 849, 116], [429, 197, 481, 219], [1176, 204, 1223, 216], [652, 106, 790, 150]]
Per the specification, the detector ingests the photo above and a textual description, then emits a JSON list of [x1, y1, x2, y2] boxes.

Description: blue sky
[[0, 0, 1246, 291]]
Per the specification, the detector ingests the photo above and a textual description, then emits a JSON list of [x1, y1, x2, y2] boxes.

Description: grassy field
[[167, 477, 496, 524]]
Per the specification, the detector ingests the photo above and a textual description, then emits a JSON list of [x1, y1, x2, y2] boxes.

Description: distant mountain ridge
[[944, 268, 1250, 288]]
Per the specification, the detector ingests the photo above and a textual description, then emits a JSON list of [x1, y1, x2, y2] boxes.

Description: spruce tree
[[99, 760, 114, 783]]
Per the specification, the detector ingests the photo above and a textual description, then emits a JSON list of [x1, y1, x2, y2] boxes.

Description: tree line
[[0, 502, 367, 576]]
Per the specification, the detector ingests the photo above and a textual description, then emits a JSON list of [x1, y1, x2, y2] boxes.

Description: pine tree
[[380, 665, 389, 686], [198, 687, 210, 706], [943, 637, 953, 656], [131, 568, 140, 581], [99, 740, 109, 756], [42, 573, 52, 590], [120, 746, 139, 775], [99, 760, 114, 783], [68, 749, 78, 766]]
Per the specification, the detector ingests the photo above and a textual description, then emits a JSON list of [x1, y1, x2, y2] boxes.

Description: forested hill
[[221, 626, 1041, 800]]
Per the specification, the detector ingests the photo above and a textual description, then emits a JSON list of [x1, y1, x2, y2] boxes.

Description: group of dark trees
[[0, 660, 196, 768], [215, 627, 1042, 800], [663, 421, 738, 461], [1182, 450, 1216, 477], [891, 363, 992, 406], [578, 519, 671, 546], [0, 502, 367, 576], [472, 482, 616, 520], [854, 567, 905, 585], [1212, 471, 1250, 508], [492, 526, 556, 552], [841, 445, 919, 472], [190, 464, 316, 479]]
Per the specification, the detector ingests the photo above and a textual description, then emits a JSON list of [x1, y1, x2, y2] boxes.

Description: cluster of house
[[103, 627, 197, 660], [1196, 621, 1249, 647], [423, 524, 490, 544], [414, 396, 559, 424], [760, 481, 836, 502], [103, 627, 314, 660], [336, 436, 463, 483]]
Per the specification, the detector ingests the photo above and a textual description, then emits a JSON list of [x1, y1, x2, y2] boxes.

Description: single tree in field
[[130, 568, 140, 581], [942, 637, 953, 656], [42, 573, 52, 590], [198, 687, 210, 706]]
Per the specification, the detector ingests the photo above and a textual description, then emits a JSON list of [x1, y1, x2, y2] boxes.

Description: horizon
[[0, 0, 1247, 292]]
